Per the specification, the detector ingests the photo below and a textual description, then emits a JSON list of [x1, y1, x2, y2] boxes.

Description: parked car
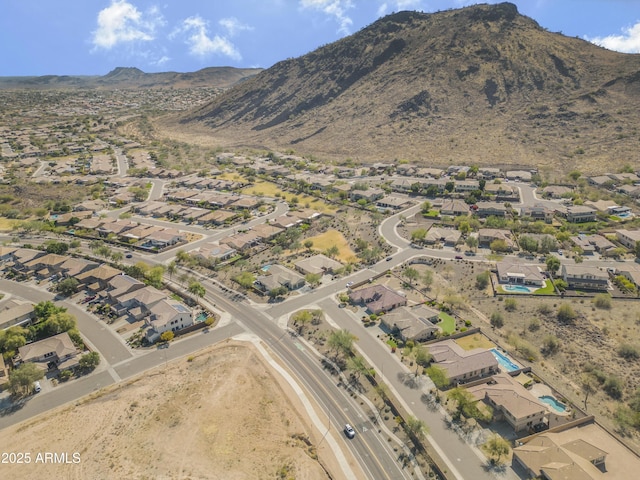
[[125, 253, 133, 259], [346, 281, 354, 288], [455, 255, 463, 260], [344, 424, 356, 439], [34, 381, 41, 393], [386, 256, 393, 261]]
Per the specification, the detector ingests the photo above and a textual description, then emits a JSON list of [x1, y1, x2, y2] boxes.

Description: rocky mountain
[[176, 2, 640, 174], [0, 66, 263, 91]]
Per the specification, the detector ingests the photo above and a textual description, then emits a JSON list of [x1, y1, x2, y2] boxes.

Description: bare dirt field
[[0, 341, 345, 480]]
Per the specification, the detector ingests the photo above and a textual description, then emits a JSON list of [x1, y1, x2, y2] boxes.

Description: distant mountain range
[[0, 66, 263, 90], [170, 2, 640, 174]]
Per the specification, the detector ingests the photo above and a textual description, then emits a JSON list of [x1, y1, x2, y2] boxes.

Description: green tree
[[167, 260, 177, 280], [78, 351, 101, 371], [292, 310, 312, 334], [34, 300, 66, 321], [485, 434, 510, 465], [519, 235, 538, 253], [45, 241, 69, 255], [545, 256, 561, 276], [268, 286, 289, 299], [234, 272, 255, 289], [325, 245, 339, 259], [410, 344, 432, 376], [448, 387, 489, 421], [465, 235, 478, 251], [8, 362, 44, 396], [305, 273, 322, 286], [188, 281, 206, 306], [404, 415, 429, 442], [303, 239, 314, 251], [411, 228, 427, 242], [346, 355, 370, 382], [328, 329, 357, 359], [160, 331, 174, 342], [421, 201, 432, 214], [489, 239, 509, 253], [426, 365, 450, 389], [422, 270, 434, 288], [580, 373, 597, 410], [42, 311, 76, 336], [404, 267, 419, 286], [56, 277, 79, 297]]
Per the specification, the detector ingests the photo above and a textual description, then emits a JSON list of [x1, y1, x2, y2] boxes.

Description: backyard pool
[[503, 284, 532, 293], [261, 265, 272, 272], [539, 395, 567, 413], [195, 312, 208, 323], [490, 348, 520, 372]]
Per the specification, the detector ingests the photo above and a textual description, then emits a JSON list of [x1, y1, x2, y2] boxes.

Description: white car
[[344, 424, 356, 439], [346, 281, 354, 288], [34, 381, 41, 393]]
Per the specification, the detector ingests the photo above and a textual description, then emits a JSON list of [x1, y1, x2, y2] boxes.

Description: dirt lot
[[0, 341, 340, 480]]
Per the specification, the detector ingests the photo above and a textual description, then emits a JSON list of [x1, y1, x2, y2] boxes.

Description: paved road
[[0, 280, 132, 365]]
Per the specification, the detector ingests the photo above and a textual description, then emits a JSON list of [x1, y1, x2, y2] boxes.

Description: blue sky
[[1, 0, 640, 76]]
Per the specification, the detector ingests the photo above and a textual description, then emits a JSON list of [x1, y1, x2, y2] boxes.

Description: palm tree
[[167, 260, 177, 281], [188, 281, 206, 307]]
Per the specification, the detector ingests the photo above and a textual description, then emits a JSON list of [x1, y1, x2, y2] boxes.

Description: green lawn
[[438, 312, 456, 334], [533, 280, 556, 295]]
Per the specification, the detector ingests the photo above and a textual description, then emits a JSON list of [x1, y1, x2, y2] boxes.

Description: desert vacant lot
[[0, 341, 339, 480]]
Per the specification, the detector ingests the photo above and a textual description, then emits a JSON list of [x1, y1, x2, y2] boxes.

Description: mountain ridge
[[171, 3, 640, 174], [0, 66, 263, 90]]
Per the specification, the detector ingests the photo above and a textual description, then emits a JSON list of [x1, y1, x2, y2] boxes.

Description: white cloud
[[377, 0, 423, 17], [175, 16, 241, 60], [300, 0, 354, 34], [588, 22, 640, 54], [219, 17, 253, 37], [92, 0, 164, 50]]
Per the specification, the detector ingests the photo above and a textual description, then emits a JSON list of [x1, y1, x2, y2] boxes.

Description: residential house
[[220, 231, 261, 252], [615, 229, 640, 250], [561, 265, 609, 291], [295, 254, 342, 276], [506, 170, 532, 181], [496, 261, 545, 286], [0, 246, 17, 263], [375, 195, 412, 211], [440, 199, 469, 216], [454, 180, 479, 192], [562, 205, 597, 223], [145, 299, 193, 342], [349, 188, 385, 203], [520, 204, 553, 223], [609, 172, 639, 183], [199, 210, 236, 226], [231, 197, 261, 210], [10, 248, 46, 273], [511, 422, 640, 480], [585, 199, 618, 213], [251, 223, 284, 240], [617, 184, 640, 198], [478, 229, 515, 250], [484, 183, 520, 202], [0, 300, 35, 330], [425, 227, 462, 246], [17, 332, 78, 370], [348, 285, 407, 315], [194, 242, 237, 263], [254, 264, 305, 294], [478, 167, 502, 179], [467, 373, 547, 432], [24, 253, 68, 279], [427, 339, 498, 385], [541, 185, 572, 198], [59, 258, 99, 278], [112, 285, 167, 319], [475, 201, 511, 218], [381, 305, 440, 342], [105, 274, 145, 303], [572, 234, 616, 256], [270, 214, 303, 229], [144, 228, 185, 248], [76, 264, 122, 292]]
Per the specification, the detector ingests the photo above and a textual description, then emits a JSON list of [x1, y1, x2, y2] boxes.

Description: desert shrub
[[504, 298, 517, 311], [490, 311, 504, 329], [528, 319, 541, 332], [515, 340, 538, 362], [557, 303, 577, 323], [617, 343, 640, 361], [476, 271, 490, 289], [537, 303, 552, 315], [542, 335, 560, 355], [593, 293, 612, 310], [604, 376, 624, 400]]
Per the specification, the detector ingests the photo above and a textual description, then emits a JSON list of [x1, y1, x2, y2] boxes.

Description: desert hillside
[[169, 2, 640, 173]]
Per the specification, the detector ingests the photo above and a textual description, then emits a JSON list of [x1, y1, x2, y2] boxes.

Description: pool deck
[[530, 383, 571, 416]]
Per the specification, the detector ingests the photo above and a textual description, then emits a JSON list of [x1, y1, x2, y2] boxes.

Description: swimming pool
[[539, 395, 567, 413], [490, 348, 520, 372], [503, 284, 532, 293], [261, 264, 272, 272]]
